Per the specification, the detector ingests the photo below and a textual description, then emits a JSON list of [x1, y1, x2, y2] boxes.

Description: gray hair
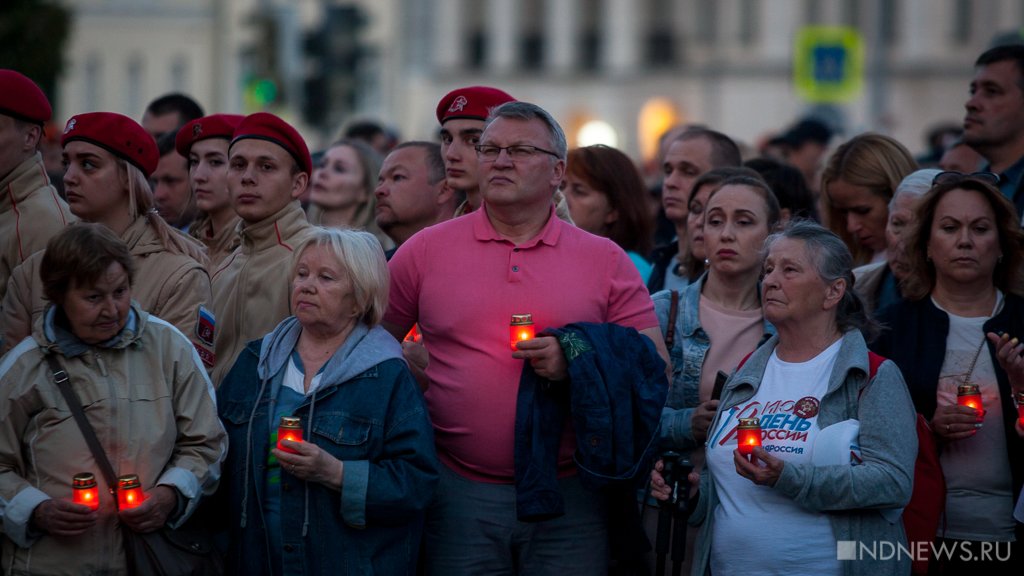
[[290, 228, 390, 327], [889, 168, 941, 212], [763, 220, 879, 340], [485, 101, 568, 160]]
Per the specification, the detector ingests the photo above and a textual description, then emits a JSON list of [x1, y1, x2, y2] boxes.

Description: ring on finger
[[945, 424, 951, 433]]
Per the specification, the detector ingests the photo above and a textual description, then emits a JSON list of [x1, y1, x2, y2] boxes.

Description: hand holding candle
[[736, 417, 762, 456], [72, 473, 100, 511], [118, 485, 178, 533], [278, 416, 303, 454], [117, 474, 145, 509], [1016, 391, 1024, 427], [956, 384, 985, 421], [509, 313, 535, 350]]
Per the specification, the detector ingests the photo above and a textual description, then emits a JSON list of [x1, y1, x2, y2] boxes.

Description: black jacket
[[870, 294, 1024, 521]]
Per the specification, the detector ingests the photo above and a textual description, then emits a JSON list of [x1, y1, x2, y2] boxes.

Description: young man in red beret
[[436, 86, 515, 217], [209, 112, 314, 386], [0, 70, 75, 323], [436, 86, 573, 224]]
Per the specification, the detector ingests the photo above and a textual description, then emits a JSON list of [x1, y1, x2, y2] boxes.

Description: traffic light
[[301, 5, 366, 127]]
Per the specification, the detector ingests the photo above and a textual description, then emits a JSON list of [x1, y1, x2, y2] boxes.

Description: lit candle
[[1015, 391, 1024, 427], [510, 313, 535, 351], [957, 384, 984, 420], [277, 416, 303, 454], [72, 473, 99, 511], [736, 417, 762, 456], [117, 474, 144, 509]]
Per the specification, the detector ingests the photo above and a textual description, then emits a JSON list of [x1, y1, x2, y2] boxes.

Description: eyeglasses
[[475, 144, 560, 162], [931, 170, 1000, 187]]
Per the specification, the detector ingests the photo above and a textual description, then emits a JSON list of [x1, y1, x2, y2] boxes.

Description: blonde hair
[[821, 133, 917, 265], [122, 160, 209, 265], [291, 227, 390, 327]]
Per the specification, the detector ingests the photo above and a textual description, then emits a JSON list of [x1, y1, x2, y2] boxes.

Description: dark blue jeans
[[424, 464, 609, 576]]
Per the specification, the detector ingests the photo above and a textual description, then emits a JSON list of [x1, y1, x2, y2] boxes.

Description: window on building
[[85, 55, 101, 112], [645, 0, 676, 67], [879, 0, 897, 45], [739, 0, 759, 46], [953, 0, 972, 45], [520, 0, 545, 70], [464, 0, 486, 70], [579, 0, 602, 71], [171, 56, 188, 93], [805, 0, 822, 25], [126, 55, 142, 116], [696, 1, 718, 44], [841, 0, 863, 29]]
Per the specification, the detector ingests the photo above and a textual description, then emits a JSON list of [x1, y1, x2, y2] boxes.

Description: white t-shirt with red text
[[707, 338, 843, 575]]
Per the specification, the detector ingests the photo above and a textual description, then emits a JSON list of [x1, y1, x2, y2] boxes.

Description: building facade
[[54, 0, 1020, 159]]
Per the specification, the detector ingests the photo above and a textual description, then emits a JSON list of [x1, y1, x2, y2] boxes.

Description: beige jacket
[[189, 214, 241, 270], [0, 153, 75, 304], [0, 302, 227, 576], [210, 201, 312, 385], [1, 217, 214, 365]]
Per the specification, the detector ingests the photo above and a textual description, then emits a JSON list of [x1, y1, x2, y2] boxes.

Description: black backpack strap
[[44, 354, 119, 494]]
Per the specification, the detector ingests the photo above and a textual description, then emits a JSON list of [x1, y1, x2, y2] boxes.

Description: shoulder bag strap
[[665, 290, 679, 350], [44, 354, 119, 494]]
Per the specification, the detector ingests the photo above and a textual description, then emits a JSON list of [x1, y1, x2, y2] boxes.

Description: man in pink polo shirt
[[385, 101, 668, 575]]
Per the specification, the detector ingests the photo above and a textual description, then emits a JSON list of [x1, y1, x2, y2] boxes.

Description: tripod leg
[[670, 508, 686, 576], [655, 504, 672, 576]]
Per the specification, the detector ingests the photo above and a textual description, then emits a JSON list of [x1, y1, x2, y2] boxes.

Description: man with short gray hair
[[374, 141, 457, 258], [385, 101, 669, 575]]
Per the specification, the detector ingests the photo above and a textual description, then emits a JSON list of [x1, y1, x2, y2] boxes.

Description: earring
[[704, 258, 710, 266]]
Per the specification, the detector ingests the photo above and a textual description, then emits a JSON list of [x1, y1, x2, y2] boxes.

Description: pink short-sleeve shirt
[[386, 206, 658, 482]]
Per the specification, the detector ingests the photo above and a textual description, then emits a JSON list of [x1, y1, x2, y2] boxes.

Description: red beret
[[0, 69, 52, 124], [175, 114, 245, 156], [61, 112, 159, 177], [230, 112, 312, 175], [436, 86, 515, 125]]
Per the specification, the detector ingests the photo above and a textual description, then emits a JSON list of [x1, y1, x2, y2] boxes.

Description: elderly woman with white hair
[[214, 227, 438, 575], [852, 168, 942, 314]]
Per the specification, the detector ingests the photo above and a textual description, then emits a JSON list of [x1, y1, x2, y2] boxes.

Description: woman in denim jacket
[[646, 175, 779, 571], [214, 229, 438, 575], [653, 175, 780, 454]]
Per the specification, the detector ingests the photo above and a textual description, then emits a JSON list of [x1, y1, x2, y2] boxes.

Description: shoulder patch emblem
[[195, 305, 215, 347]]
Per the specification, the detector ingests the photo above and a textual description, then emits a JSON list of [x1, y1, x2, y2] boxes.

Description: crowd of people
[[0, 41, 1023, 576]]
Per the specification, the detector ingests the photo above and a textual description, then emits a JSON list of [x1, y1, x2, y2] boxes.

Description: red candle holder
[[72, 472, 99, 511], [1015, 391, 1024, 427], [277, 416, 303, 454], [117, 474, 144, 509], [510, 313, 535, 351], [737, 417, 762, 456], [957, 384, 985, 421]]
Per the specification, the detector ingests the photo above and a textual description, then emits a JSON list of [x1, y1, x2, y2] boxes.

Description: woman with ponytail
[[1, 112, 214, 365], [653, 221, 917, 576]]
